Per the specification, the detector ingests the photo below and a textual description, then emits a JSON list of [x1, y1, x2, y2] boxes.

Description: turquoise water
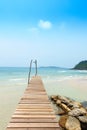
[[0, 67, 87, 102], [0, 67, 87, 101], [0, 67, 87, 80]]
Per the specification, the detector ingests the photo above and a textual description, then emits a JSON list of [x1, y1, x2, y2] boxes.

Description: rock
[[71, 101, 82, 109], [78, 115, 87, 123], [77, 115, 87, 130], [68, 108, 87, 117], [60, 103, 71, 113], [56, 100, 61, 105], [51, 95, 58, 101], [81, 101, 87, 108], [67, 102, 74, 108], [86, 107, 87, 111], [65, 116, 81, 130], [59, 115, 68, 128], [58, 95, 71, 105]]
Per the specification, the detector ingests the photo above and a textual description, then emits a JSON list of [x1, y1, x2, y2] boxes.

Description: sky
[[0, 0, 87, 68]]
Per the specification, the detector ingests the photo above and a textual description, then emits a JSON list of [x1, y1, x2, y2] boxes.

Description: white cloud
[[27, 20, 52, 33], [38, 20, 52, 29]]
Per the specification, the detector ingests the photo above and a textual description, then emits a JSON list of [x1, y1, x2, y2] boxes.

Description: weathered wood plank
[[20, 101, 49, 103], [7, 128, 59, 130], [14, 111, 54, 115], [12, 115, 56, 118], [17, 104, 52, 109], [10, 118, 57, 123], [7, 123, 59, 128], [16, 108, 53, 112]]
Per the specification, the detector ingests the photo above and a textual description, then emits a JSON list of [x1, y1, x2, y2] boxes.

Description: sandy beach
[[44, 77, 87, 102], [0, 76, 87, 130], [0, 82, 26, 130]]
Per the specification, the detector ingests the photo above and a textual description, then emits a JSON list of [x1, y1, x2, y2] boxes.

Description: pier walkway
[[6, 76, 60, 130]]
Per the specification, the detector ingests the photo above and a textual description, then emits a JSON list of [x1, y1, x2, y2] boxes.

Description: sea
[[0, 67, 87, 100], [0, 67, 87, 129]]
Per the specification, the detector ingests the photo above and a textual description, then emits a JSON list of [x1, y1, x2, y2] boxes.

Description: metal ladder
[[28, 60, 37, 84]]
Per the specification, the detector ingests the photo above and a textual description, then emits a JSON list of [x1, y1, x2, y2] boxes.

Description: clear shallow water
[[0, 67, 87, 101], [0, 67, 87, 86], [0, 67, 87, 130]]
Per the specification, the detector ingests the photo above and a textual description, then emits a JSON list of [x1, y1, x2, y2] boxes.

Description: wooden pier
[[6, 76, 60, 130]]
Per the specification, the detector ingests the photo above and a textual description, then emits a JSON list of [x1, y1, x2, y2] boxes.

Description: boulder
[[67, 102, 74, 108], [51, 95, 58, 101], [60, 103, 71, 113], [78, 115, 87, 123], [68, 108, 87, 117], [56, 99, 61, 105], [71, 101, 82, 109], [59, 115, 68, 128], [65, 116, 81, 130], [58, 95, 71, 105], [86, 107, 87, 111]]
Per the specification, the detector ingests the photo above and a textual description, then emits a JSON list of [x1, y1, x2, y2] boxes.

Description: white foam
[[9, 78, 26, 81]]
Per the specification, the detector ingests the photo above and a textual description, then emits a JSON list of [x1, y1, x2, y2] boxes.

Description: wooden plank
[[27, 88, 45, 90], [7, 128, 59, 130], [7, 128, 27, 130], [11, 118, 57, 123], [17, 103, 52, 106], [20, 100, 49, 103], [21, 98, 48, 100], [16, 108, 53, 112], [24, 93, 47, 95], [20, 98, 48, 100], [24, 94, 48, 97], [24, 92, 47, 95], [14, 111, 54, 115], [20, 98, 49, 101], [17, 104, 52, 109], [22, 94, 48, 96], [7, 123, 59, 128], [12, 115, 56, 118]]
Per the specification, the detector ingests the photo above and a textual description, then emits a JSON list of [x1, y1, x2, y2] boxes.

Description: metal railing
[[28, 59, 37, 84]]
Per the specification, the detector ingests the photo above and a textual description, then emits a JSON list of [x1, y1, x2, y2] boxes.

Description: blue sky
[[0, 0, 87, 67]]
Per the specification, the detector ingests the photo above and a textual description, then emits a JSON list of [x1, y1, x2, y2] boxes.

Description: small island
[[73, 60, 87, 70]]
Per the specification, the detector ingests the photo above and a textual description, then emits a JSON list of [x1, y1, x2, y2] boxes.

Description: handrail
[[33, 60, 37, 76], [28, 59, 37, 84]]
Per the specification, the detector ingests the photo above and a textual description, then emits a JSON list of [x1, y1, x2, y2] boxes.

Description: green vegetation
[[74, 60, 87, 70]]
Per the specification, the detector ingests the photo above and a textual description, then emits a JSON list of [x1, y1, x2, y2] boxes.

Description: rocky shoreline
[[50, 95, 87, 130]]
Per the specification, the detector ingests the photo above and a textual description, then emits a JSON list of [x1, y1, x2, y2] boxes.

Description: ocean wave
[[57, 76, 73, 82], [9, 78, 26, 81], [44, 75, 87, 83], [60, 71, 67, 73], [56, 70, 67, 73], [77, 70, 87, 73]]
